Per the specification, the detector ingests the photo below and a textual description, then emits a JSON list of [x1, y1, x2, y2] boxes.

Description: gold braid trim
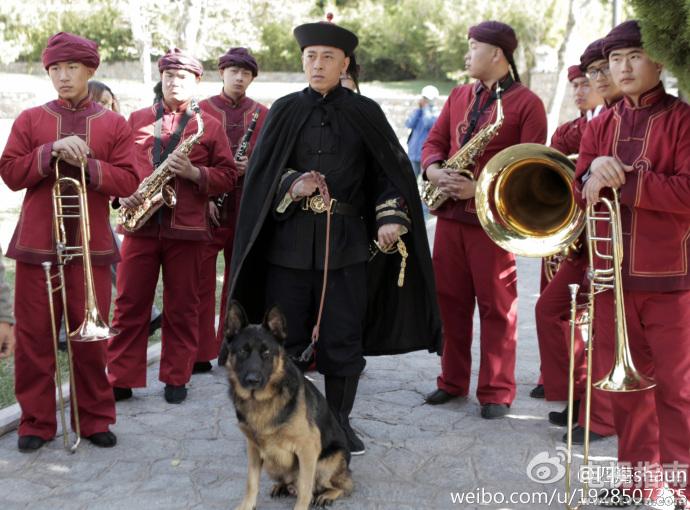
[[376, 209, 410, 223], [375, 198, 400, 211]]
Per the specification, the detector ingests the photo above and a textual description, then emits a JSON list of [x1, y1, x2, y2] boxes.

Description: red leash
[[298, 173, 332, 363]]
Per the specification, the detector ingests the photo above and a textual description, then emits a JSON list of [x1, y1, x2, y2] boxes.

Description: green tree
[[631, 0, 690, 94], [0, 1, 135, 62]]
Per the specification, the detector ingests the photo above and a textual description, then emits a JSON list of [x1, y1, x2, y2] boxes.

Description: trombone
[[43, 155, 118, 453], [564, 190, 655, 509], [471, 144, 654, 507]]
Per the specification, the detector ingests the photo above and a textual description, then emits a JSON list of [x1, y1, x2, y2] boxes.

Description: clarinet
[[216, 107, 261, 209]]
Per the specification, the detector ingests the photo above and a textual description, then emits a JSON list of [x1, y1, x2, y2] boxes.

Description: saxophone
[[421, 86, 504, 211], [118, 100, 205, 232]]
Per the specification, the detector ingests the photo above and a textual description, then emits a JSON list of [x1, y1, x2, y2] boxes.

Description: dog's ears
[[263, 305, 287, 342], [225, 300, 249, 339]]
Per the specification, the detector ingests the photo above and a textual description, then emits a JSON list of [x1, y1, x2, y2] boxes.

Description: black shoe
[[480, 403, 509, 419], [424, 388, 458, 405], [341, 421, 366, 456], [530, 384, 545, 399], [548, 401, 580, 427], [17, 435, 47, 452], [562, 425, 610, 445], [598, 487, 632, 507], [148, 314, 162, 336], [113, 386, 132, 401], [86, 431, 117, 448], [192, 361, 212, 374], [164, 384, 187, 404]]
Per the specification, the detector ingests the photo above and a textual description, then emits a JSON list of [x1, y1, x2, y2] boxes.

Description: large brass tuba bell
[[475, 143, 585, 257]]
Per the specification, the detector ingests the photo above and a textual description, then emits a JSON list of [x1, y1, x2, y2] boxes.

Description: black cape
[[229, 87, 442, 356]]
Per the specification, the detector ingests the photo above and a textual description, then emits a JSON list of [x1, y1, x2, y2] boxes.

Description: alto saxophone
[[421, 86, 504, 211], [118, 100, 205, 232]]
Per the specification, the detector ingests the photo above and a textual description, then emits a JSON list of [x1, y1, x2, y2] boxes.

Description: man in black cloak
[[225, 17, 442, 455]]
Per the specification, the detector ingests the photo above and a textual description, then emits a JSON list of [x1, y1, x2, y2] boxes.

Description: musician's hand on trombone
[[167, 152, 201, 184], [234, 156, 248, 176], [120, 191, 145, 209], [589, 156, 633, 190], [0, 322, 15, 360], [52, 135, 91, 167]]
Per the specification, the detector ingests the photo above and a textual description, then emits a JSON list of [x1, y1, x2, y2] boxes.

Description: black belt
[[301, 196, 359, 217]]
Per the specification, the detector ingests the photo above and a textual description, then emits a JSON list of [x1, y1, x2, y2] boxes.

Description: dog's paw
[[270, 482, 294, 498], [312, 494, 335, 507]]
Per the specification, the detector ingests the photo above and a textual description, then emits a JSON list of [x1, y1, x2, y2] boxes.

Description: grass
[[368, 79, 458, 96], [0, 251, 226, 409]]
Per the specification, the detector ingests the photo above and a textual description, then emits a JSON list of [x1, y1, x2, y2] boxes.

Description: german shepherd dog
[[219, 302, 353, 510]]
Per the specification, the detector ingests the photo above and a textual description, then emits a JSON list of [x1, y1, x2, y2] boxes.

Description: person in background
[[0, 246, 14, 360], [88, 79, 164, 337], [340, 52, 360, 92], [196, 47, 268, 373], [532, 63, 607, 442], [406, 85, 440, 177], [107, 49, 237, 405], [560, 36, 624, 446], [88, 80, 120, 112]]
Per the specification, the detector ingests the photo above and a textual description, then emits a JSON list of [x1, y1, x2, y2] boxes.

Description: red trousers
[[108, 236, 203, 387], [535, 256, 588, 401], [14, 261, 115, 439], [433, 218, 518, 405], [196, 225, 233, 362], [596, 289, 690, 489], [576, 289, 616, 436]]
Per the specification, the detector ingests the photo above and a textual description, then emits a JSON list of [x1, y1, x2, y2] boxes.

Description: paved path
[[0, 253, 626, 510]]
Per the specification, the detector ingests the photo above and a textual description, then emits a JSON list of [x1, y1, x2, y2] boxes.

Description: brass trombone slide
[[43, 156, 118, 453], [564, 190, 655, 509]]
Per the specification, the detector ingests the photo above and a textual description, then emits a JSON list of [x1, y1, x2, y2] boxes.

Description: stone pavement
[[0, 251, 630, 510]]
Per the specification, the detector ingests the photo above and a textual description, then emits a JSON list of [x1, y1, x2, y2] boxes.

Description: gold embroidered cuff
[[376, 209, 410, 223]]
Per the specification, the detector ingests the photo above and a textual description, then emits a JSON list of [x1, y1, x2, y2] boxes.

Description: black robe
[[229, 86, 442, 356]]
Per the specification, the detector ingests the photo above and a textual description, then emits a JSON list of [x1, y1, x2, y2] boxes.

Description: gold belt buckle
[[305, 195, 328, 214]]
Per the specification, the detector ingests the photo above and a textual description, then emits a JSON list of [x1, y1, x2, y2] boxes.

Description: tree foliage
[[630, 0, 690, 94], [0, 1, 135, 63], [0, 0, 569, 81]]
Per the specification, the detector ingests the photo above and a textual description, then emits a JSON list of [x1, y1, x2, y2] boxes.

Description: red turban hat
[[568, 65, 585, 82], [41, 32, 100, 70], [603, 20, 643, 58], [157, 48, 204, 77], [468, 21, 518, 57], [218, 47, 259, 76], [579, 38, 606, 71]]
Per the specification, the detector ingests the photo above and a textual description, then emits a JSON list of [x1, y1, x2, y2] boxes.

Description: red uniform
[[107, 100, 236, 388], [0, 98, 138, 439], [534, 114, 589, 401], [574, 82, 690, 487], [422, 77, 547, 405], [196, 92, 267, 362]]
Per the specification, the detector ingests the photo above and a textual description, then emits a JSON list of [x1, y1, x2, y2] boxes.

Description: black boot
[[325, 375, 365, 456], [548, 400, 580, 427]]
